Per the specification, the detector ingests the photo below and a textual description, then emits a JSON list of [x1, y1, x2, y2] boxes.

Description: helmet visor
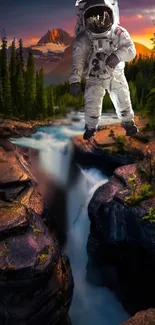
[[84, 6, 113, 34]]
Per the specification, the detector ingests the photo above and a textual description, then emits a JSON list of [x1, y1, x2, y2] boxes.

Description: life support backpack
[[74, 0, 120, 37]]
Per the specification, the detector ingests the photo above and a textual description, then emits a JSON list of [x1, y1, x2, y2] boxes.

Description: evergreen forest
[[0, 34, 155, 126]]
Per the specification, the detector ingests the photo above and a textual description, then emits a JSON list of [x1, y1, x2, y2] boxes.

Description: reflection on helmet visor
[[84, 6, 113, 33]]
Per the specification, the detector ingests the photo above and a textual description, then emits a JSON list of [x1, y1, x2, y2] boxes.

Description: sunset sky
[[0, 0, 155, 48]]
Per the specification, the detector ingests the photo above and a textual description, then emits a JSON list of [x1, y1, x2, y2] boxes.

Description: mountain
[[45, 45, 72, 84], [38, 28, 73, 46], [134, 42, 152, 56], [7, 45, 63, 74], [7, 46, 44, 59], [45, 42, 153, 85], [32, 28, 73, 53], [8, 29, 152, 84]]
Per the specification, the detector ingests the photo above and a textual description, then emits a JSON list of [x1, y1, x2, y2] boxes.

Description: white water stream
[[11, 113, 129, 325]]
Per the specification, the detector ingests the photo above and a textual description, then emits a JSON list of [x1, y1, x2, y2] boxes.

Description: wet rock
[[0, 148, 30, 184], [0, 143, 73, 324], [87, 163, 155, 315], [0, 119, 34, 139], [122, 309, 155, 325], [73, 138, 144, 176], [0, 204, 29, 236], [0, 119, 54, 140]]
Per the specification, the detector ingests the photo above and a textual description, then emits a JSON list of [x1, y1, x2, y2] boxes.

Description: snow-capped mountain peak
[[32, 28, 73, 54], [37, 28, 73, 46]]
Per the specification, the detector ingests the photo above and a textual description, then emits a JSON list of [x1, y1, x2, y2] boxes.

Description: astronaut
[[69, 0, 139, 140]]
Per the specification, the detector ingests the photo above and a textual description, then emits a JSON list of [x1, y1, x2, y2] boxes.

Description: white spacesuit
[[69, 0, 138, 140]]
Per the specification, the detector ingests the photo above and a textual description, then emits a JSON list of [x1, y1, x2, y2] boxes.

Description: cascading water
[[11, 113, 129, 325]]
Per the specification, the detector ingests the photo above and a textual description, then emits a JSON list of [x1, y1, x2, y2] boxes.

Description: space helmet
[[83, 0, 114, 34]]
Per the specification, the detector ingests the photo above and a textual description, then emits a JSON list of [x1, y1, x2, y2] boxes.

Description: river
[[11, 113, 129, 325]]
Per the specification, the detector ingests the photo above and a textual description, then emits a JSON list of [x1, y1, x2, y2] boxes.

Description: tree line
[[0, 36, 84, 120], [0, 37, 54, 120], [125, 54, 155, 126], [0, 35, 155, 125]]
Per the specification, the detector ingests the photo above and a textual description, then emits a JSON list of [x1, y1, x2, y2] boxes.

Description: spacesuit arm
[[69, 35, 89, 84], [114, 28, 136, 62]]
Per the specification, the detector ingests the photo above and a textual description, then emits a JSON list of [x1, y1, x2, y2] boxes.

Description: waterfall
[[11, 113, 129, 325]]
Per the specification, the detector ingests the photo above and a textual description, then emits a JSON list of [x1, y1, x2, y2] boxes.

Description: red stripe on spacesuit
[[115, 27, 123, 36]]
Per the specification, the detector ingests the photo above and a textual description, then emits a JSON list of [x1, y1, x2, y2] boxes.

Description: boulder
[[0, 141, 73, 325], [73, 137, 144, 176], [122, 309, 155, 325], [87, 162, 155, 314], [0, 119, 34, 139]]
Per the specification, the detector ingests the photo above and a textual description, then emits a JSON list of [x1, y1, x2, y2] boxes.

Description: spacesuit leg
[[84, 79, 106, 130], [108, 73, 134, 123]]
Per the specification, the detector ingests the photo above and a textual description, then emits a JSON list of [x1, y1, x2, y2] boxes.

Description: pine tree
[[24, 50, 36, 120], [3, 67, 12, 116], [18, 39, 25, 72], [151, 33, 155, 50], [35, 70, 40, 118], [0, 45, 1, 77], [150, 21, 155, 51], [135, 71, 145, 101], [16, 40, 25, 117], [77, 92, 84, 111], [1, 36, 8, 93], [16, 67, 25, 116], [0, 77, 4, 114], [128, 81, 138, 111], [47, 86, 54, 117], [102, 92, 114, 112], [145, 88, 155, 125], [37, 67, 47, 118], [9, 38, 17, 112]]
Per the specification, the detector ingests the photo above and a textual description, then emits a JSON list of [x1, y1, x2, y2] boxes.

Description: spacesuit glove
[[70, 82, 81, 97], [105, 53, 120, 69]]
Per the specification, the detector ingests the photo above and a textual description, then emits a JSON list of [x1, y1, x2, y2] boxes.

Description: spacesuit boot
[[121, 120, 139, 136], [83, 124, 97, 140]]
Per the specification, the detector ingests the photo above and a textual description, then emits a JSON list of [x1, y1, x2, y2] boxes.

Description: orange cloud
[[121, 15, 141, 23], [137, 15, 143, 19]]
